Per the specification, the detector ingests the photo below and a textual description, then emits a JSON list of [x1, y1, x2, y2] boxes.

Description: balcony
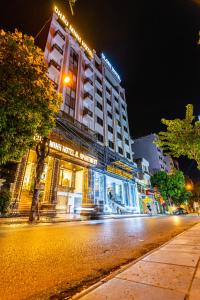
[[51, 44, 63, 55], [53, 30, 65, 48], [85, 64, 93, 77], [83, 107, 93, 118], [83, 92, 93, 104], [50, 44, 63, 61], [55, 29, 65, 41], [57, 112, 97, 143], [48, 59, 61, 72], [84, 78, 94, 92]]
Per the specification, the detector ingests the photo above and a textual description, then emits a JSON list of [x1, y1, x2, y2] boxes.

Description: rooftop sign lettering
[[54, 6, 93, 58], [101, 53, 121, 81]]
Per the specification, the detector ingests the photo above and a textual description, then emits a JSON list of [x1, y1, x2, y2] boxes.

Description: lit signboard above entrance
[[107, 165, 133, 180], [101, 53, 121, 82], [50, 141, 98, 165], [54, 6, 93, 58]]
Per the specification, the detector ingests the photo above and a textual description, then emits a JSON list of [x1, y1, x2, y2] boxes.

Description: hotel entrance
[[56, 160, 84, 214]]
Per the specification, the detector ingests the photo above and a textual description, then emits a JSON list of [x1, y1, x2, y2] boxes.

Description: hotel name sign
[[54, 6, 93, 58], [107, 165, 133, 180], [50, 141, 98, 165], [101, 53, 121, 82]]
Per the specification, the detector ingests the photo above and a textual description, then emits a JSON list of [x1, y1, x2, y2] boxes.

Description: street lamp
[[186, 183, 193, 191], [63, 74, 71, 85]]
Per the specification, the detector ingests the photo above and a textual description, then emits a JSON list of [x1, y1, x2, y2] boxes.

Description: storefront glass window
[[23, 162, 35, 191], [59, 169, 71, 187]]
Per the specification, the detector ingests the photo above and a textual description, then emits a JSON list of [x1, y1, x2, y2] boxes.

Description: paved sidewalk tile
[[160, 244, 200, 254], [80, 278, 186, 300], [189, 266, 200, 300], [142, 249, 200, 267], [169, 237, 200, 246], [116, 260, 195, 293], [181, 231, 200, 237]]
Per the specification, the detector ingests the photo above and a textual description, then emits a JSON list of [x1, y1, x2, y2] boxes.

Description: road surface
[[0, 215, 199, 299]]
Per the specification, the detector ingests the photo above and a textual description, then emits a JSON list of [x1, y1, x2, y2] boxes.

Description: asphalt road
[[0, 215, 199, 300]]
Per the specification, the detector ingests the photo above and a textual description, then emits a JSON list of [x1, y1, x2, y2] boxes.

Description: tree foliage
[[0, 29, 62, 165], [156, 104, 200, 169], [151, 170, 192, 205]]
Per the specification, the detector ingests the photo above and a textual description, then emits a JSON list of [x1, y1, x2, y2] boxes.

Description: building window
[[97, 133, 104, 143], [97, 101, 103, 111], [109, 140, 114, 149], [122, 104, 125, 110], [114, 96, 119, 103], [96, 88, 102, 98], [107, 111, 113, 119], [126, 152, 131, 159], [124, 126, 128, 133], [69, 48, 79, 72], [97, 116, 103, 126], [106, 86, 111, 94], [59, 168, 71, 187], [123, 115, 126, 121], [117, 120, 121, 127], [107, 99, 112, 106], [125, 139, 129, 145], [108, 125, 113, 133], [118, 147, 123, 155], [115, 108, 119, 115], [117, 132, 122, 140], [96, 76, 102, 85]]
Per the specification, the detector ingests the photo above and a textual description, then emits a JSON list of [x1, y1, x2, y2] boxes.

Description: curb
[[0, 214, 166, 226], [71, 222, 200, 300]]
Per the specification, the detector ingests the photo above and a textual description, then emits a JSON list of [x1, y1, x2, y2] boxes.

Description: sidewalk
[[74, 223, 200, 300], [0, 213, 148, 225]]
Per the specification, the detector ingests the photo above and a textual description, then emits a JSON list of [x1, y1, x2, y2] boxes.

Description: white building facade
[[38, 6, 139, 215]]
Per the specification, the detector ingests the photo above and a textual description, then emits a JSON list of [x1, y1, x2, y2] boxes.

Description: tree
[[0, 30, 62, 221], [156, 104, 200, 169], [151, 170, 192, 207], [0, 190, 11, 215]]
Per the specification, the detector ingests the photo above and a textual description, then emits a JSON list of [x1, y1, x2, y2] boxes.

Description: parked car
[[173, 207, 188, 215]]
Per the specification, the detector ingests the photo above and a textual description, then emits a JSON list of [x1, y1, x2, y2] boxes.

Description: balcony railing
[[48, 59, 61, 71], [57, 112, 96, 141], [84, 78, 93, 86], [83, 108, 93, 118], [54, 30, 65, 41], [51, 44, 63, 55], [84, 92, 93, 101]]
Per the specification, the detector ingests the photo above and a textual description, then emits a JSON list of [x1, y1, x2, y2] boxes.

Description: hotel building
[[10, 6, 139, 215]]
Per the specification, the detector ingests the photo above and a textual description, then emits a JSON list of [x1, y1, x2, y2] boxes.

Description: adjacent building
[[134, 158, 161, 214], [10, 6, 139, 216], [132, 133, 174, 175]]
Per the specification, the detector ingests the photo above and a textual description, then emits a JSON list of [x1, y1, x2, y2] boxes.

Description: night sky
[[1, 0, 200, 179]]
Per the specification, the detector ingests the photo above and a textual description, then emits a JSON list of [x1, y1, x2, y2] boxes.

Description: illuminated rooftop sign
[[101, 53, 121, 81], [54, 6, 93, 58]]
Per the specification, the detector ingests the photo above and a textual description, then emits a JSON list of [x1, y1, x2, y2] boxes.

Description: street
[[0, 215, 199, 300]]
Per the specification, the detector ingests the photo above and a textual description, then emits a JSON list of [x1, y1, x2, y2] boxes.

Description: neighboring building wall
[[132, 133, 174, 174]]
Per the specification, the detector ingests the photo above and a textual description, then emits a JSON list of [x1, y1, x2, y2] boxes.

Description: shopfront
[[93, 162, 139, 214], [12, 137, 97, 215]]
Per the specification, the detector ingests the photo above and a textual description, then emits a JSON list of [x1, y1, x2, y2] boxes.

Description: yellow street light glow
[[186, 183, 192, 191], [63, 75, 71, 85]]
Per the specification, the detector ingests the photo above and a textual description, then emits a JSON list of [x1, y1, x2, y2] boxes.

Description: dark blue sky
[[1, 0, 200, 179]]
